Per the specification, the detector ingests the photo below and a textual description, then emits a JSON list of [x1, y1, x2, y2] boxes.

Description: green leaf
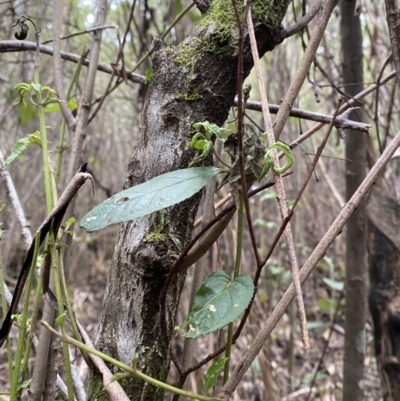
[[181, 271, 254, 339], [44, 98, 77, 113], [19, 101, 37, 125], [323, 277, 344, 291], [55, 313, 66, 326], [80, 167, 221, 232], [4, 132, 41, 169], [269, 264, 284, 276], [31, 82, 41, 92], [145, 67, 153, 83], [317, 298, 338, 313], [65, 217, 76, 231], [269, 142, 294, 174], [18, 378, 32, 390], [192, 121, 230, 141], [204, 358, 229, 391]]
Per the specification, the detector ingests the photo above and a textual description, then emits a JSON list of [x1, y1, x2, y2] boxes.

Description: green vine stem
[[10, 231, 40, 400], [41, 322, 214, 401], [49, 232, 74, 400], [21, 272, 42, 376], [223, 197, 244, 383]]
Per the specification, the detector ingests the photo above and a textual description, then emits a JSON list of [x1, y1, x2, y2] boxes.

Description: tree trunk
[[340, 1, 367, 400], [88, 2, 290, 399], [367, 187, 400, 401]]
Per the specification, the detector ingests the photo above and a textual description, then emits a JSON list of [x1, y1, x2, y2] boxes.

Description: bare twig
[[273, 0, 339, 140], [217, 127, 400, 401], [239, 99, 371, 132], [0, 148, 32, 247], [66, 0, 108, 183], [277, 0, 323, 41], [53, 0, 76, 133], [287, 70, 396, 151], [0, 40, 146, 85], [246, 5, 309, 348], [43, 24, 118, 45]]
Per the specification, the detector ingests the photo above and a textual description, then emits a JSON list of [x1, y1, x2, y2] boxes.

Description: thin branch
[[53, 0, 76, 133], [239, 99, 371, 132], [0, 40, 146, 85], [43, 24, 118, 45], [273, 0, 340, 140], [66, 0, 108, 182], [0, 148, 33, 248], [246, 5, 309, 348], [277, 0, 323, 41], [287, 70, 396, 151]]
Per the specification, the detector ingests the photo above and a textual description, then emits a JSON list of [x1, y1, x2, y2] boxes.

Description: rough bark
[[89, 2, 290, 400], [340, 1, 367, 400], [367, 187, 400, 401]]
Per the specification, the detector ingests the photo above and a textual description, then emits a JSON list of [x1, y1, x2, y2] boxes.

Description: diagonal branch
[[276, 0, 323, 41], [273, 0, 340, 140], [246, 4, 309, 349]]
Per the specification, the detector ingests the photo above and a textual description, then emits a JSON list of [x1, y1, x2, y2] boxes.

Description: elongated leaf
[[182, 270, 254, 339], [205, 358, 229, 391], [4, 132, 42, 169], [80, 166, 221, 232]]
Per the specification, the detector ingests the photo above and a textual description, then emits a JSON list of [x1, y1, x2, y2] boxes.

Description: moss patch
[[172, 0, 284, 101]]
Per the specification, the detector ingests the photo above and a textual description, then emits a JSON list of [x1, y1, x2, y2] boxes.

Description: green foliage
[[258, 141, 294, 180], [188, 121, 230, 167], [14, 82, 58, 108], [145, 67, 153, 84], [179, 270, 254, 339], [18, 102, 37, 126], [44, 98, 78, 114], [80, 167, 221, 232], [317, 298, 339, 314], [204, 358, 229, 391], [4, 132, 42, 169], [15, 82, 60, 124]]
